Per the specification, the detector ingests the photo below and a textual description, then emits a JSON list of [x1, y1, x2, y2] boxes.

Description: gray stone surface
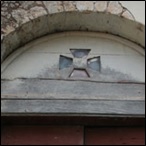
[[43, 1, 64, 13], [63, 1, 77, 11], [107, 1, 123, 15], [76, 1, 94, 11], [94, 1, 107, 12], [122, 10, 135, 20], [1, 1, 135, 36]]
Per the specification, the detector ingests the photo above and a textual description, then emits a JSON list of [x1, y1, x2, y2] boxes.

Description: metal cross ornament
[[59, 49, 101, 77]]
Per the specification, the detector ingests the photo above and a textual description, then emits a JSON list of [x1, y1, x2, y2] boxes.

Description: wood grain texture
[[85, 127, 145, 145], [1, 126, 83, 145], [1, 79, 145, 100], [1, 99, 145, 117]]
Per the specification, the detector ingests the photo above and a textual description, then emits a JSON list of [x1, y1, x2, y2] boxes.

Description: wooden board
[[85, 127, 145, 145], [1, 99, 144, 117], [1, 125, 83, 145], [1, 79, 145, 100], [2, 126, 144, 145]]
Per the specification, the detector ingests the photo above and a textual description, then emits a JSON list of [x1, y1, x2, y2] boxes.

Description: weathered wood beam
[[1, 99, 145, 117], [1, 79, 145, 100]]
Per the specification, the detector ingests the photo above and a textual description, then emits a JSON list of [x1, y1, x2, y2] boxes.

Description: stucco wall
[[120, 1, 145, 24]]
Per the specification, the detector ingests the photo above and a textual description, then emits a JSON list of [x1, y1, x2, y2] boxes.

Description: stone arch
[[1, 1, 145, 63], [1, 2, 145, 145], [1, 1, 145, 135]]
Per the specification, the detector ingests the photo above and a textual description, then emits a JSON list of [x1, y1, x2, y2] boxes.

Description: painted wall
[[120, 1, 145, 24], [1, 32, 145, 83]]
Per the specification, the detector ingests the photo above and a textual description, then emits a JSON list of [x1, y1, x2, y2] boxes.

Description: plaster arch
[[1, 1, 145, 64]]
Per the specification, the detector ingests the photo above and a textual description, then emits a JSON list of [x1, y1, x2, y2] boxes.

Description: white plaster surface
[[120, 1, 145, 24], [1, 32, 145, 82]]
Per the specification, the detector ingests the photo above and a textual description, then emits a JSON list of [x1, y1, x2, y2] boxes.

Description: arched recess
[[1, 31, 145, 117], [1, 10, 145, 118]]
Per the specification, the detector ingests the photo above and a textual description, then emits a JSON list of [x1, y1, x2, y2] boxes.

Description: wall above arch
[[1, 1, 145, 63]]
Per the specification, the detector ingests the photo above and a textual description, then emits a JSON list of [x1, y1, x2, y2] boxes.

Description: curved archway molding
[[1, 12, 145, 63]]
